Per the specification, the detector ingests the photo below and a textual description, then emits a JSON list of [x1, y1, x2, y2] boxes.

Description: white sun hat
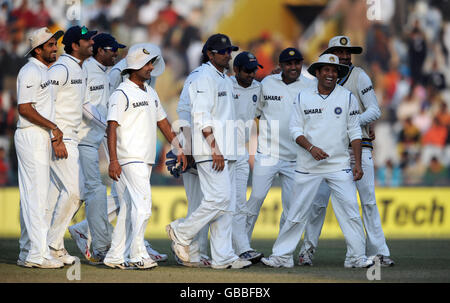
[[307, 54, 350, 78], [320, 35, 363, 56], [124, 43, 165, 77], [25, 27, 64, 57]]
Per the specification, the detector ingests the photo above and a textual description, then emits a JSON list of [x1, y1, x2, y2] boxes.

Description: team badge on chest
[[334, 107, 342, 115]]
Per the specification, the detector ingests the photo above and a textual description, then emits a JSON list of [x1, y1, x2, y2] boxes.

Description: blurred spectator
[[365, 24, 391, 73], [0, 146, 8, 186], [435, 102, 450, 127], [422, 117, 448, 148], [398, 116, 421, 154], [425, 60, 446, 91], [407, 21, 427, 84], [376, 159, 403, 187], [413, 105, 432, 134], [422, 156, 448, 186]]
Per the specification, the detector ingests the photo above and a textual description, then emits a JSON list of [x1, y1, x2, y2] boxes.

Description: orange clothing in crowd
[[422, 123, 448, 147]]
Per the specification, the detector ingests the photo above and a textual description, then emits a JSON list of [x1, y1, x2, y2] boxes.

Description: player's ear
[[233, 66, 239, 75]]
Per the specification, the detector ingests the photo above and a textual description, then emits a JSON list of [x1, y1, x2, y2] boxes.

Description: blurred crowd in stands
[[0, 0, 449, 187]]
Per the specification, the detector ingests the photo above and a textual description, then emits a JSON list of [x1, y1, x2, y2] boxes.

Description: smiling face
[[280, 59, 302, 84], [207, 48, 232, 72], [36, 37, 58, 65], [234, 65, 256, 88], [77, 38, 94, 60], [316, 64, 338, 92]]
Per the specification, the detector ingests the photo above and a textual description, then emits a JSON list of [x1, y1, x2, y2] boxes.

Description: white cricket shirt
[[78, 57, 110, 147], [176, 65, 203, 127], [107, 78, 167, 165], [48, 54, 86, 142], [338, 65, 381, 140], [16, 57, 54, 129], [258, 73, 316, 161], [189, 62, 236, 163], [230, 76, 261, 153], [289, 84, 362, 173]]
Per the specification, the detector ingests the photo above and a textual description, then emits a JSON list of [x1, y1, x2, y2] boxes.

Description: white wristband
[[308, 145, 314, 152]]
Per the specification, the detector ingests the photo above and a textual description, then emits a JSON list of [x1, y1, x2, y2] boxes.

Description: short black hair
[[64, 41, 79, 55]]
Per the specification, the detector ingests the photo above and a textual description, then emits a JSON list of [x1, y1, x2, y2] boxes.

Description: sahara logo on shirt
[[304, 108, 323, 115], [218, 91, 227, 97], [40, 80, 51, 89], [71, 79, 83, 84], [361, 85, 373, 95], [89, 84, 104, 91], [132, 101, 149, 108], [349, 110, 359, 116], [264, 95, 282, 101]]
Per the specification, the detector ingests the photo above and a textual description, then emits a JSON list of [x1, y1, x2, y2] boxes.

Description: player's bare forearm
[[350, 139, 363, 180], [106, 121, 121, 181], [18, 103, 62, 142], [295, 135, 329, 160], [202, 127, 224, 171]]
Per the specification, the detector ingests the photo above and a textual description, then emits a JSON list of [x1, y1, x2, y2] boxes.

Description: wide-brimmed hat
[[307, 54, 349, 78], [321, 35, 363, 56], [121, 46, 159, 76], [24, 27, 64, 57], [125, 43, 165, 77]]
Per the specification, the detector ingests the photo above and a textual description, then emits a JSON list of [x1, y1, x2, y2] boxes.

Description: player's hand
[[51, 127, 63, 144], [109, 160, 121, 181], [310, 146, 329, 161], [369, 124, 376, 141], [353, 164, 364, 181], [52, 141, 68, 159], [211, 147, 225, 171], [176, 148, 188, 172]]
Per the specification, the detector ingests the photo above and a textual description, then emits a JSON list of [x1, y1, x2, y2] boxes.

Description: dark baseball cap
[[233, 51, 263, 70], [62, 25, 97, 46], [205, 33, 238, 52], [279, 47, 304, 63], [93, 33, 126, 52]]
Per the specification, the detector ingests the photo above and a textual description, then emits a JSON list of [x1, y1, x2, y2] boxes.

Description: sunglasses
[[81, 26, 89, 35], [103, 46, 118, 52], [211, 48, 232, 55]]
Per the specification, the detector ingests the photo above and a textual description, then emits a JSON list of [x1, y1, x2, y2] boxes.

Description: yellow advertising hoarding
[[0, 187, 449, 239]]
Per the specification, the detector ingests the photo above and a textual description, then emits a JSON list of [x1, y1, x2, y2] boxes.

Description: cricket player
[[74, 33, 125, 263], [230, 51, 264, 263], [68, 42, 168, 262], [261, 54, 373, 268], [103, 46, 186, 269], [298, 36, 394, 267], [15, 27, 65, 269], [245, 48, 316, 241], [170, 47, 211, 267], [166, 33, 252, 269], [46, 25, 97, 265]]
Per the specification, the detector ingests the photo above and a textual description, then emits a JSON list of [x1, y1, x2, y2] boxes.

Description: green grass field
[[1, 238, 450, 283]]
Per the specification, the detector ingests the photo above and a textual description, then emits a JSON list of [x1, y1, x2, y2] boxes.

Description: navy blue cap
[[62, 25, 97, 46], [279, 47, 304, 63], [205, 33, 238, 52], [233, 51, 263, 70], [93, 33, 126, 52]]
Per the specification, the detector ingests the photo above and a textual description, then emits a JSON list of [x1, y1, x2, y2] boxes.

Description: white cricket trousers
[[270, 170, 366, 262], [47, 140, 84, 250], [15, 127, 52, 264], [104, 162, 152, 264], [182, 170, 209, 262], [300, 148, 390, 256], [232, 154, 253, 255], [78, 145, 113, 253], [173, 161, 238, 266], [246, 153, 296, 240]]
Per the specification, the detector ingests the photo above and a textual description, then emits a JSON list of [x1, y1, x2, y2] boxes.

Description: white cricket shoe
[[104, 261, 136, 270], [166, 224, 190, 263], [239, 250, 264, 264], [261, 256, 294, 268], [17, 258, 32, 268], [49, 247, 76, 265], [68, 225, 91, 261], [298, 248, 314, 266], [145, 242, 168, 262], [130, 258, 158, 270], [211, 258, 252, 269], [24, 257, 64, 269], [344, 256, 375, 268]]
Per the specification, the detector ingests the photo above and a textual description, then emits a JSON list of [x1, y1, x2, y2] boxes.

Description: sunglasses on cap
[[81, 26, 89, 35], [211, 47, 232, 55]]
